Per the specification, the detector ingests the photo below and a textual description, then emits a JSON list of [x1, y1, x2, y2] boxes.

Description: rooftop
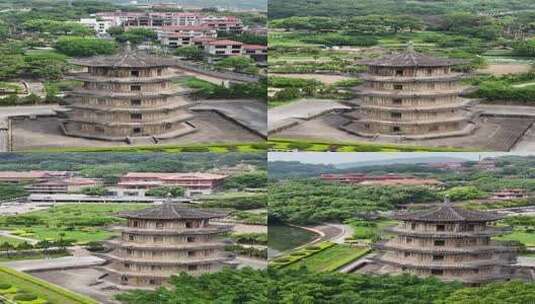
[[70, 45, 177, 68], [118, 203, 228, 220], [358, 44, 465, 67], [122, 172, 227, 180], [393, 199, 504, 222], [207, 39, 243, 46]]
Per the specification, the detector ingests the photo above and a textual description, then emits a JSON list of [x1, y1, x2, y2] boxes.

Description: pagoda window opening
[[121, 275, 128, 282], [406, 237, 413, 244], [188, 251, 196, 257], [434, 240, 445, 246], [393, 98, 402, 105], [188, 265, 198, 271], [392, 126, 401, 133], [395, 69, 404, 76], [133, 127, 142, 134], [131, 70, 140, 77], [393, 84, 403, 90], [436, 225, 445, 232], [149, 279, 156, 285], [133, 221, 139, 228], [411, 223, 417, 230], [131, 113, 143, 120], [154, 236, 163, 242], [131, 99, 142, 106], [187, 237, 195, 243], [391, 112, 402, 119], [431, 269, 444, 276], [131, 85, 141, 91], [156, 222, 164, 229], [129, 235, 134, 241], [97, 98, 107, 105], [404, 252, 410, 257], [186, 221, 193, 228], [426, 68, 433, 76], [157, 69, 162, 77], [124, 263, 130, 269], [433, 255, 444, 261], [466, 224, 475, 232]]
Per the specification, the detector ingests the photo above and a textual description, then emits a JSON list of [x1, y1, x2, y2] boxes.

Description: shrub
[[0, 283, 11, 289], [14, 293, 38, 301]]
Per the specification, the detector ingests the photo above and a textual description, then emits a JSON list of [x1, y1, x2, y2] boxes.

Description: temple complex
[[100, 203, 233, 288], [373, 199, 518, 285], [63, 46, 195, 141], [343, 45, 477, 139]]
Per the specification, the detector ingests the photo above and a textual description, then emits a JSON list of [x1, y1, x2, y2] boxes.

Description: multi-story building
[[100, 203, 233, 288], [0, 171, 70, 183], [158, 25, 217, 48], [373, 199, 519, 285], [320, 173, 442, 186], [344, 45, 476, 138], [63, 46, 195, 141], [79, 18, 117, 35], [26, 177, 101, 194], [491, 189, 527, 200], [243, 44, 268, 62], [116, 172, 227, 197], [201, 16, 243, 33]]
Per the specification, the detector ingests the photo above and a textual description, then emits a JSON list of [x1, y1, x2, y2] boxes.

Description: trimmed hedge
[[270, 241, 335, 269], [0, 267, 97, 304]]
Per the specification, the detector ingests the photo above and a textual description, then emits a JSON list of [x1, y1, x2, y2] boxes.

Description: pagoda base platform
[[340, 121, 478, 140], [60, 121, 197, 142]]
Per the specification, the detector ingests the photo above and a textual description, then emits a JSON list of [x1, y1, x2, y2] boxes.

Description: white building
[[79, 18, 117, 35]]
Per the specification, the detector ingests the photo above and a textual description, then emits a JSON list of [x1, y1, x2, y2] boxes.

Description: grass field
[[268, 138, 472, 152], [0, 235, 25, 246], [286, 245, 370, 272], [496, 230, 535, 247], [0, 266, 97, 304], [0, 204, 150, 244]]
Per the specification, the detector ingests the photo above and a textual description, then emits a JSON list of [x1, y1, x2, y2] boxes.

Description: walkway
[[0, 230, 38, 245], [3, 255, 105, 272]]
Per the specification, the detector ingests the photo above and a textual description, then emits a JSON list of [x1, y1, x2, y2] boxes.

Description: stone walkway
[[3, 255, 105, 272]]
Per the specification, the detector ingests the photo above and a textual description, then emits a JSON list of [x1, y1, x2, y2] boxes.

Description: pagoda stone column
[[373, 199, 518, 285], [343, 45, 477, 139], [63, 47, 196, 141], [100, 203, 234, 288]]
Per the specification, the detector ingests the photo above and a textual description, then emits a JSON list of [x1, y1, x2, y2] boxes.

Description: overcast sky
[[268, 152, 532, 165]]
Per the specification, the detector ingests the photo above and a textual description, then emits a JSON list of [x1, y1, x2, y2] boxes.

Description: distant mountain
[[268, 161, 337, 179], [335, 156, 472, 169]]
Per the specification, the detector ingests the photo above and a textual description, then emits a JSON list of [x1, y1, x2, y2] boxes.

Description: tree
[[81, 186, 107, 196], [215, 56, 255, 73], [22, 52, 68, 80], [115, 28, 158, 45], [146, 186, 185, 198], [55, 36, 117, 57], [175, 46, 204, 60], [224, 172, 267, 190]]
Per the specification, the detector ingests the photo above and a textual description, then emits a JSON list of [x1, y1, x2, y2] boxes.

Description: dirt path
[[478, 63, 532, 75], [270, 73, 352, 85]]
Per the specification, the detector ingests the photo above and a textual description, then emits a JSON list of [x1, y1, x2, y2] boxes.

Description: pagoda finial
[[406, 41, 415, 52], [444, 195, 451, 205], [125, 41, 132, 53]]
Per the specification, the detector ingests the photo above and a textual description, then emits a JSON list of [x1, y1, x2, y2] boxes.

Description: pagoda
[[63, 44, 195, 141], [373, 198, 518, 285], [344, 44, 477, 139], [100, 203, 233, 288]]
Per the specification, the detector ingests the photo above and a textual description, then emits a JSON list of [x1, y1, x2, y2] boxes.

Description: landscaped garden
[[285, 244, 370, 272], [0, 204, 150, 244], [0, 266, 97, 304]]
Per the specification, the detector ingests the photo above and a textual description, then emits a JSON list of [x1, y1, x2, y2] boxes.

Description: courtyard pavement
[[3, 255, 105, 272], [190, 99, 267, 137]]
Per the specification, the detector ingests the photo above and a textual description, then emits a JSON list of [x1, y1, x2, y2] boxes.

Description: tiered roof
[[392, 201, 503, 222], [358, 44, 466, 67], [118, 203, 228, 220]]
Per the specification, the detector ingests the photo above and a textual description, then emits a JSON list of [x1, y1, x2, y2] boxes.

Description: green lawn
[[0, 266, 97, 304], [28, 142, 270, 153], [0, 235, 25, 246], [286, 245, 370, 272], [0, 204, 150, 244], [269, 138, 472, 152], [496, 230, 535, 247]]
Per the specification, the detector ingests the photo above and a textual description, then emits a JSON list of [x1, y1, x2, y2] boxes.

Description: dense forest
[[269, 0, 535, 19], [115, 268, 535, 304]]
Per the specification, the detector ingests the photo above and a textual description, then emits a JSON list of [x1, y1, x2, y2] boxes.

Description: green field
[[0, 266, 97, 304], [0, 204, 150, 244], [268, 138, 472, 152], [497, 230, 535, 247], [0, 235, 25, 246], [286, 245, 370, 272]]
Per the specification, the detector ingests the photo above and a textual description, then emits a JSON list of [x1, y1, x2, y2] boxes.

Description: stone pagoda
[[63, 45, 195, 142], [100, 203, 233, 288], [373, 199, 518, 285], [343, 44, 476, 139]]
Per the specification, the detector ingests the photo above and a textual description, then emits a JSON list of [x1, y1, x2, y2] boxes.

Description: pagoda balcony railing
[[68, 86, 190, 98], [101, 266, 227, 279], [357, 115, 470, 126], [120, 225, 233, 235], [356, 87, 462, 96], [359, 73, 464, 83], [105, 240, 226, 250], [359, 100, 471, 112], [65, 72, 185, 83], [67, 100, 190, 113], [374, 240, 519, 254], [384, 226, 513, 237], [103, 253, 230, 265], [373, 255, 513, 270]]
